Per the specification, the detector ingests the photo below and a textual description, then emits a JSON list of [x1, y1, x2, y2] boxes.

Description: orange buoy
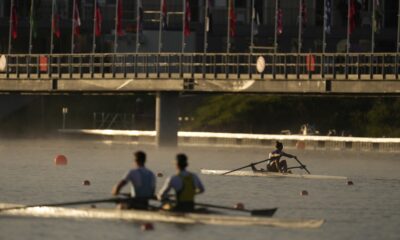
[[157, 173, 163, 178], [300, 190, 309, 196], [54, 155, 68, 165], [83, 180, 91, 186], [234, 203, 245, 210], [141, 223, 154, 231], [296, 141, 306, 150], [347, 181, 354, 186]]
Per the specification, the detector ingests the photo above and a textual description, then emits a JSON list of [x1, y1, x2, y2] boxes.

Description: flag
[[52, 0, 61, 38], [73, 0, 81, 36], [116, 0, 123, 36], [252, 6, 261, 36], [349, 0, 356, 35], [229, 0, 236, 37], [30, 1, 37, 39], [324, 0, 332, 34], [373, 0, 382, 33], [11, 5, 18, 40], [161, 0, 167, 30], [277, 0, 283, 35], [95, 0, 102, 36], [205, 0, 213, 33], [137, 0, 143, 32], [301, 0, 307, 29], [184, 0, 191, 37]]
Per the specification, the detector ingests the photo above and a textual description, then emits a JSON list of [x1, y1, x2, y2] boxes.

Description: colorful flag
[[137, 0, 143, 32], [229, 0, 236, 37], [277, 0, 283, 35], [116, 0, 123, 36], [301, 0, 307, 29], [324, 0, 332, 34], [161, 0, 167, 30], [52, 0, 61, 38], [95, 0, 102, 36], [11, 5, 18, 40], [349, 0, 356, 35], [73, 0, 81, 36], [184, 0, 191, 37]]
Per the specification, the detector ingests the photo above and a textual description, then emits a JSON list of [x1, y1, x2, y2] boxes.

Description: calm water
[[0, 138, 399, 240]]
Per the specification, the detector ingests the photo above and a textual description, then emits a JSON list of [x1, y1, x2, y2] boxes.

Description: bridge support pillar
[[155, 92, 179, 148]]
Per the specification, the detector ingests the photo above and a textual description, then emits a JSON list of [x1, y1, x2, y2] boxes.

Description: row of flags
[[7, 0, 386, 50]]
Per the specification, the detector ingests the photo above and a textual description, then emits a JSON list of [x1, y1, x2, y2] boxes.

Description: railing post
[[191, 54, 194, 79], [123, 55, 127, 78], [357, 55, 360, 80], [333, 55, 336, 79], [91, 54, 95, 79], [16, 56, 19, 78], [382, 54, 386, 80], [213, 55, 217, 79], [237, 55, 240, 79], [58, 56, 61, 79], [79, 56, 83, 79]]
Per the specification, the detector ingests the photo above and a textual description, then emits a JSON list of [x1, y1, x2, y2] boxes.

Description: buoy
[[157, 173, 163, 178], [347, 181, 354, 186], [234, 203, 245, 210], [300, 190, 309, 196], [296, 141, 306, 150], [54, 155, 68, 165], [141, 223, 154, 231], [83, 180, 91, 186]]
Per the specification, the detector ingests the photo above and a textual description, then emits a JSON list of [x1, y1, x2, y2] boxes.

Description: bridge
[[1, 52, 399, 147], [0, 52, 399, 94]]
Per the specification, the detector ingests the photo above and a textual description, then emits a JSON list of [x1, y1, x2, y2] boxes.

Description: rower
[[112, 151, 156, 210], [158, 154, 205, 212], [252, 141, 297, 173]]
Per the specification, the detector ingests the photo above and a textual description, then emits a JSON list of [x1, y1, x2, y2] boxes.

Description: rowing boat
[[0, 203, 324, 228], [201, 169, 347, 180]]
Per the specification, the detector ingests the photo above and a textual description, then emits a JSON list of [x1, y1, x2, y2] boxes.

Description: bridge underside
[[0, 74, 399, 95]]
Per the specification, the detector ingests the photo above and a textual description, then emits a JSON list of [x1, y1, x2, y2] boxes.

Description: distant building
[[0, 0, 398, 54]]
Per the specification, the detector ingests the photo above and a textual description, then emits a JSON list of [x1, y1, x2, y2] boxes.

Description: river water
[[0, 138, 399, 240]]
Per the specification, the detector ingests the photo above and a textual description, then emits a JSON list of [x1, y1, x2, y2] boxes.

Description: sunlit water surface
[[0, 138, 399, 240]]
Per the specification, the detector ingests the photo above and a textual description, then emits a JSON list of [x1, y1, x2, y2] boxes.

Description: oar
[[193, 202, 277, 217], [221, 158, 271, 175], [0, 197, 125, 212], [294, 157, 311, 174]]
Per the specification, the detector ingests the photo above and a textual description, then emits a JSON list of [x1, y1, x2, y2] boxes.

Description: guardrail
[[0, 52, 399, 80]]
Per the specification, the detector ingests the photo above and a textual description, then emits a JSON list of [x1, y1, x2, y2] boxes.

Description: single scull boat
[[201, 169, 347, 180]]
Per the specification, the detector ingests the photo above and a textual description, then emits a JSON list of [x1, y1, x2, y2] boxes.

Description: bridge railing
[[0, 52, 399, 80]]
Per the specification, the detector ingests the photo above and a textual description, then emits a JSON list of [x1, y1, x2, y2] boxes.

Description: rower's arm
[[194, 174, 205, 194], [281, 151, 296, 158], [157, 177, 173, 200], [112, 180, 127, 196]]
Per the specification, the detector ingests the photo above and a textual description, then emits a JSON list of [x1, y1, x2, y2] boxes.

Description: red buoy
[[300, 190, 309, 196], [83, 180, 91, 186], [141, 223, 154, 231], [296, 141, 306, 150], [347, 181, 354, 186], [234, 203, 245, 210], [54, 155, 68, 165], [157, 173, 163, 178]]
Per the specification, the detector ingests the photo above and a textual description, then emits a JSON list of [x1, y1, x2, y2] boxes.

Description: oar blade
[[250, 208, 277, 217]]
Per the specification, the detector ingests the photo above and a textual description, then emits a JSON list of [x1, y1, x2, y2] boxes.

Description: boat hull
[[0, 203, 324, 228], [201, 169, 347, 180]]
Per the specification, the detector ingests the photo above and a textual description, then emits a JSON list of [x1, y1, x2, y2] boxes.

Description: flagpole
[[370, 0, 375, 79], [92, 0, 97, 54], [28, 0, 35, 77], [113, 0, 119, 75], [135, 0, 140, 77], [249, 0, 255, 77], [273, 0, 278, 78], [225, 0, 231, 77], [8, 0, 14, 56], [203, 0, 209, 77], [180, 0, 185, 77], [397, 0, 400, 79], [322, 0, 327, 78], [71, 0, 76, 54], [345, 0, 350, 78], [157, 0, 163, 77], [297, 0, 302, 78], [50, 0, 55, 77]]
